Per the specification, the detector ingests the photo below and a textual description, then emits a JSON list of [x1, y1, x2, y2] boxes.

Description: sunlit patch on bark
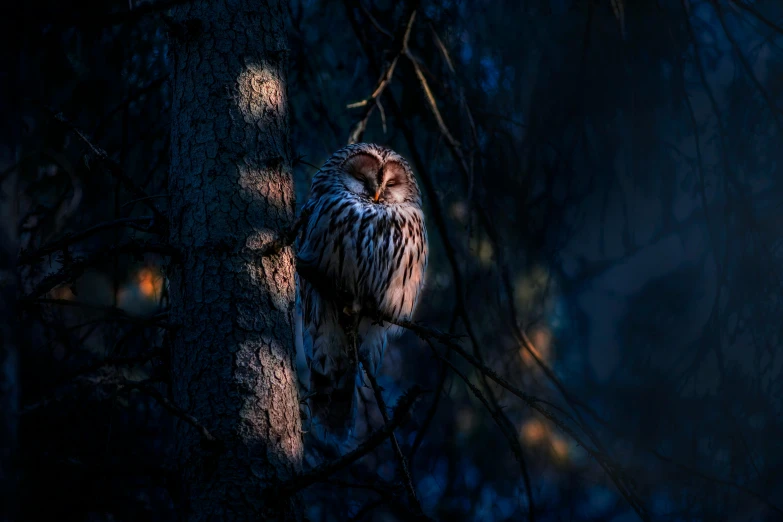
[[237, 64, 285, 122]]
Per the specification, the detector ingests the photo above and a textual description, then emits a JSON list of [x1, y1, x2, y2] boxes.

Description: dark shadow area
[[2, 0, 782, 520]]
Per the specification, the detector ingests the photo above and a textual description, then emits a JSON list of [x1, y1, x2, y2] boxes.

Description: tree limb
[[18, 216, 160, 265], [23, 240, 179, 301], [359, 356, 425, 517], [52, 111, 169, 226], [274, 386, 425, 497]]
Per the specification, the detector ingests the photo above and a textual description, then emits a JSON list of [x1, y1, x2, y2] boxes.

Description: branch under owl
[[294, 261, 634, 482], [270, 386, 426, 498]]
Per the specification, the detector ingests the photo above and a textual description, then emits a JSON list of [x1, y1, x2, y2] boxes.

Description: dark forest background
[[2, 0, 783, 520]]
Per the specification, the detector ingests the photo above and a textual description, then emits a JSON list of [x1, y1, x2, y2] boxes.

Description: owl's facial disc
[[342, 153, 381, 200], [379, 161, 408, 204], [341, 153, 411, 204]]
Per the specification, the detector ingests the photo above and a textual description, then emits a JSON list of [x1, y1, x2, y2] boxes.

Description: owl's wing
[[293, 274, 311, 395], [298, 266, 358, 443]]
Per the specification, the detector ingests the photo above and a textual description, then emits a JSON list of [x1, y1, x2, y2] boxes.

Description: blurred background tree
[[2, 0, 783, 520]]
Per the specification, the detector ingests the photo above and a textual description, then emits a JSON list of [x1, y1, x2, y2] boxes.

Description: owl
[[296, 143, 428, 441]]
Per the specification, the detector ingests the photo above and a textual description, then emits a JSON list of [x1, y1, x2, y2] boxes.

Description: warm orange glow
[[520, 326, 553, 366], [136, 268, 163, 300], [521, 418, 571, 465], [550, 436, 570, 462], [51, 286, 74, 300], [521, 418, 546, 444]]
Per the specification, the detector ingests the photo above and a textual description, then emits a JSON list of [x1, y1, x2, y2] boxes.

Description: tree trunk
[[167, 2, 303, 520]]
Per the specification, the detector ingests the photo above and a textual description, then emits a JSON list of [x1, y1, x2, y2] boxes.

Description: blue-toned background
[[2, 1, 781, 520]]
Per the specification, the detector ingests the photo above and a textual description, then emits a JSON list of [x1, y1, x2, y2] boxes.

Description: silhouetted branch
[[18, 216, 160, 265], [52, 111, 169, 226], [713, 2, 783, 130], [23, 240, 179, 301], [94, 75, 170, 137], [274, 386, 426, 497], [651, 450, 783, 516], [729, 0, 783, 36], [424, 339, 535, 520], [346, 7, 417, 144], [60, 350, 163, 382], [23, 0, 196, 29], [359, 355, 424, 517], [408, 341, 449, 462], [122, 380, 222, 450], [366, 311, 652, 521], [21, 298, 170, 329], [358, 2, 393, 39]]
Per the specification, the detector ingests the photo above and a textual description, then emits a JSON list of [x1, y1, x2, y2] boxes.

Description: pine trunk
[[167, 1, 303, 520]]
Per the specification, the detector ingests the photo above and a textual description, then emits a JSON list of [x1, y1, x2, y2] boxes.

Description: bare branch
[[52, 111, 169, 226], [274, 386, 426, 497], [18, 216, 159, 265], [360, 355, 424, 517], [346, 6, 417, 144], [729, 0, 783, 36], [714, 2, 783, 130], [60, 350, 162, 382], [122, 380, 222, 449], [424, 339, 535, 520], [23, 240, 179, 301], [21, 298, 170, 329], [358, 1, 393, 39]]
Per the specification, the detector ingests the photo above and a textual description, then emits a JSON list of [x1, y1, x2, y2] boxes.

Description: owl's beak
[[373, 188, 382, 203]]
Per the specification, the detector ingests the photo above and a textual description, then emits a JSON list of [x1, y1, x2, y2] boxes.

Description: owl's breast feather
[[300, 194, 427, 322]]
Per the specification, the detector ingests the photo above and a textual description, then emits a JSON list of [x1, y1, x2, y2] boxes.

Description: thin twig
[[23, 240, 179, 301], [729, 0, 783, 36], [346, 7, 417, 144], [360, 354, 425, 517], [274, 386, 426, 497], [60, 350, 162, 382], [21, 298, 170, 328], [358, 1, 394, 39], [18, 216, 158, 265], [122, 380, 222, 449], [52, 111, 169, 226], [713, 1, 783, 130], [425, 339, 535, 520]]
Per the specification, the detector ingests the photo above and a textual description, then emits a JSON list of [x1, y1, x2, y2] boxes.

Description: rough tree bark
[[167, 1, 303, 520]]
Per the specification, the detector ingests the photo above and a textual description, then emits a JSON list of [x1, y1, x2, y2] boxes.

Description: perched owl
[[296, 143, 428, 441]]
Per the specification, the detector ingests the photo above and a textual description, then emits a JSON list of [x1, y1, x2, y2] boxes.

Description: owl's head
[[323, 143, 421, 205]]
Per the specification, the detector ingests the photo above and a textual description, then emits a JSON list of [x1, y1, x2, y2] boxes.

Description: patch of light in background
[[514, 264, 563, 368], [469, 236, 494, 266], [512, 264, 575, 466], [520, 418, 571, 466], [118, 266, 165, 314]]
